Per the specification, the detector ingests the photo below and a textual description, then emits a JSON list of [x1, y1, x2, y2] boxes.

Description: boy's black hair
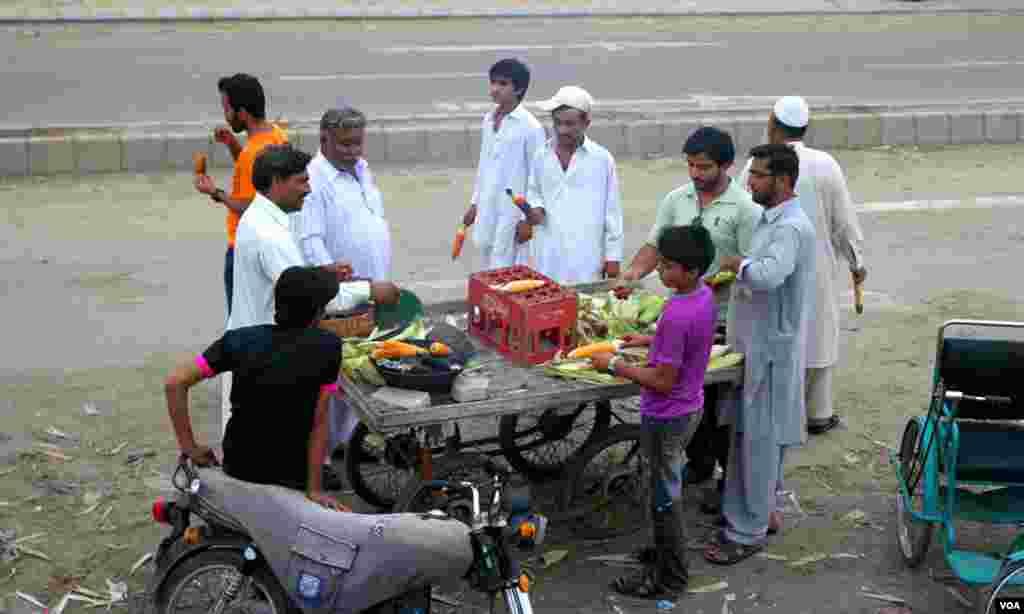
[[657, 224, 716, 276], [252, 144, 312, 193], [772, 115, 808, 140], [217, 73, 266, 119], [682, 126, 735, 165], [274, 266, 339, 328], [489, 58, 531, 100]]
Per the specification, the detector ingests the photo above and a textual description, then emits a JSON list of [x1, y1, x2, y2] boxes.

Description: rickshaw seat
[[940, 336, 1024, 420], [953, 421, 1024, 484]]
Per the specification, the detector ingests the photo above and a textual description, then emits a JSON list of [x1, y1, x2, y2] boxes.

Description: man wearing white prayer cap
[[738, 96, 867, 436]]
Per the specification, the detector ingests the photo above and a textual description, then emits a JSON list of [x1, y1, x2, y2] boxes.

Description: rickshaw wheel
[[894, 417, 934, 567], [498, 400, 612, 482], [982, 559, 1024, 614]]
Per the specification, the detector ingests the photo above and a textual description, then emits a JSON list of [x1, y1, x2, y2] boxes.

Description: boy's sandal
[[703, 539, 764, 566], [610, 569, 675, 600], [807, 415, 842, 435]]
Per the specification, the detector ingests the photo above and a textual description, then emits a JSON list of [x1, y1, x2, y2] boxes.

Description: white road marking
[[433, 95, 831, 113], [865, 60, 1024, 70], [280, 71, 481, 82], [375, 40, 725, 54]]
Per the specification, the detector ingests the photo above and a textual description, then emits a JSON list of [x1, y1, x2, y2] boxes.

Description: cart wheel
[[498, 400, 612, 482], [982, 559, 1024, 614], [556, 424, 648, 538], [392, 453, 494, 525], [894, 417, 934, 568], [345, 424, 421, 510]]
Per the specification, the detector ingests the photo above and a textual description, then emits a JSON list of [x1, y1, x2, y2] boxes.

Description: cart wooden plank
[[339, 280, 744, 431]]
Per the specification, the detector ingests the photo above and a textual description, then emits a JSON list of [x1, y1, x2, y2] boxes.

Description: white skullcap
[[536, 86, 594, 114], [773, 96, 809, 128]]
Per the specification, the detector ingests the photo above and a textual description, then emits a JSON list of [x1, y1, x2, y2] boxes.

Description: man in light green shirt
[[623, 126, 761, 326], [621, 125, 761, 491]]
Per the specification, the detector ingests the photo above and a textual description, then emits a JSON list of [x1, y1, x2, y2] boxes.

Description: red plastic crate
[[467, 265, 578, 365]]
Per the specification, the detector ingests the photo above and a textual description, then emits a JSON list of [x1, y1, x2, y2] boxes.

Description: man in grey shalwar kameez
[[705, 144, 815, 564]]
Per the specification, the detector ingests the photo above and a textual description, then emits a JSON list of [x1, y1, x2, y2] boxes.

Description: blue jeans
[[224, 247, 234, 316], [642, 412, 702, 512]]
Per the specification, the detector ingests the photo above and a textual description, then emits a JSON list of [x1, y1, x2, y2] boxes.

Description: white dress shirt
[[470, 103, 547, 268], [527, 136, 624, 285], [229, 192, 370, 331], [296, 153, 392, 281]]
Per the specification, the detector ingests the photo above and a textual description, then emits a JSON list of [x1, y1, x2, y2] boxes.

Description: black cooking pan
[[371, 338, 469, 394]]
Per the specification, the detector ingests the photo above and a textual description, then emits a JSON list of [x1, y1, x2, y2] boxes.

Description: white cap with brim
[[773, 96, 810, 128], [536, 86, 594, 114]]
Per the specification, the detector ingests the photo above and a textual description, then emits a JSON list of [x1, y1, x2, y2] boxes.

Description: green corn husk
[[707, 352, 744, 371]]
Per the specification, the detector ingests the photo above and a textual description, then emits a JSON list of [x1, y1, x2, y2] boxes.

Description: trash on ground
[[48, 575, 83, 594], [541, 548, 569, 568], [877, 608, 913, 614], [125, 449, 155, 465], [430, 588, 462, 607], [81, 402, 100, 416], [16, 591, 48, 610], [721, 592, 737, 614], [43, 426, 75, 442], [0, 467, 16, 477], [0, 529, 16, 563], [789, 553, 828, 568], [840, 509, 869, 527], [656, 599, 676, 610], [33, 479, 80, 496], [831, 552, 864, 560], [944, 586, 973, 608], [756, 552, 789, 561], [688, 580, 729, 594], [129, 552, 154, 576], [862, 591, 906, 605]]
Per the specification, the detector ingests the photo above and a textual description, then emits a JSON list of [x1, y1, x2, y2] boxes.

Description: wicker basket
[[319, 307, 375, 339]]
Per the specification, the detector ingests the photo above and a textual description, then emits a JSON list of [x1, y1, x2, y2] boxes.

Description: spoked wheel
[[894, 417, 935, 567], [156, 550, 292, 614], [982, 559, 1024, 614], [393, 453, 495, 525], [345, 424, 433, 511], [498, 400, 613, 482], [557, 424, 649, 539]]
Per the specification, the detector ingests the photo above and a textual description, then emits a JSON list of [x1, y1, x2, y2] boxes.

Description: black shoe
[[331, 445, 346, 463], [322, 465, 343, 491], [807, 415, 842, 435]]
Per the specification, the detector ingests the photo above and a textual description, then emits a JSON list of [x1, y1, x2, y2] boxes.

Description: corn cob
[[707, 352, 744, 371], [372, 343, 427, 360], [568, 340, 622, 360], [192, 152, 207, 176], [452, 225, 467, 261], [493, 279, 546, 293]]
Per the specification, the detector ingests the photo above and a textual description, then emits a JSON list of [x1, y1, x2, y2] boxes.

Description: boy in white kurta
[[462, 59, 547, 271], [524, 86, 624, 285]]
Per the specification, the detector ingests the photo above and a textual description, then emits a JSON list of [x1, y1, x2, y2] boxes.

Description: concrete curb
[[1, 3, 1022, 24], [2, 106, 1022, 178]]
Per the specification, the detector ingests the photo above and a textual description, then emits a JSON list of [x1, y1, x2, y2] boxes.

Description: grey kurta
[[730, 197, 816, 446], [720, 197, 816, 545]]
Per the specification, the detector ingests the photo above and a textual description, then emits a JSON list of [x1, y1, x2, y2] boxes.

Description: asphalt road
[[3, 14, 1024, 126]]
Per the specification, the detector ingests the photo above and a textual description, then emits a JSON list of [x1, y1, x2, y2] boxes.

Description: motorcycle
[[149, 454, 547, 614]]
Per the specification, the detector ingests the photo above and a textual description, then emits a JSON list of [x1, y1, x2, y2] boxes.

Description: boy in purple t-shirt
[[591, 225, 717, 598]]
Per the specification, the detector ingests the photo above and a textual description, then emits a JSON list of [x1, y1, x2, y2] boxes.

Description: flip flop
[[807, 415, 842, 435], [703, 538, 764, 566]]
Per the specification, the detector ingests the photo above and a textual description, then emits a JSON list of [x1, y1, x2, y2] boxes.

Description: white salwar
[[470, 104, 547, 271], [526, 137, 624, 285], [738, 142, 865, 421], [222, 193, 371, 434]]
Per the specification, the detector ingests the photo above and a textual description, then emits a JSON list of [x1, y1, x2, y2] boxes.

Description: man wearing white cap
[[737, 96, 867, 435], [524, 86, 623, 285]]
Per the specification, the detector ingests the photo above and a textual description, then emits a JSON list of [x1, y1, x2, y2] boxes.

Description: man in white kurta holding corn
[[295, 107, 395, 464], [524, 86, 624, 284], [737, 96, 867, 435], [463, 59, 547, 271]]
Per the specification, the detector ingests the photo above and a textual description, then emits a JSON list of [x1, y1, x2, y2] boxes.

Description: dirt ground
[[1, 144, 1023, 613]]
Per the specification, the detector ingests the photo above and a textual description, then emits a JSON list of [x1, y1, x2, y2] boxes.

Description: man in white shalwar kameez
[[524, 86, 624, 285], [737, 96, 867, 435], [293, 107, 396, 463], [706, 144, 815, 564], [462, 59, 547, 271]]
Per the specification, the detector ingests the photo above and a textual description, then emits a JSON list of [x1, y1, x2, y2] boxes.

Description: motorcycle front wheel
[[156, 549, 293, 614]]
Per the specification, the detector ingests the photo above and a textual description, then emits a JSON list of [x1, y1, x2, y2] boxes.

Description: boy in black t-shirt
[[165, 266, 348, 512]]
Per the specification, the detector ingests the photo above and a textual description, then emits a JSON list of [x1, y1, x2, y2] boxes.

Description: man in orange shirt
[[195, 73, 288, 316]]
